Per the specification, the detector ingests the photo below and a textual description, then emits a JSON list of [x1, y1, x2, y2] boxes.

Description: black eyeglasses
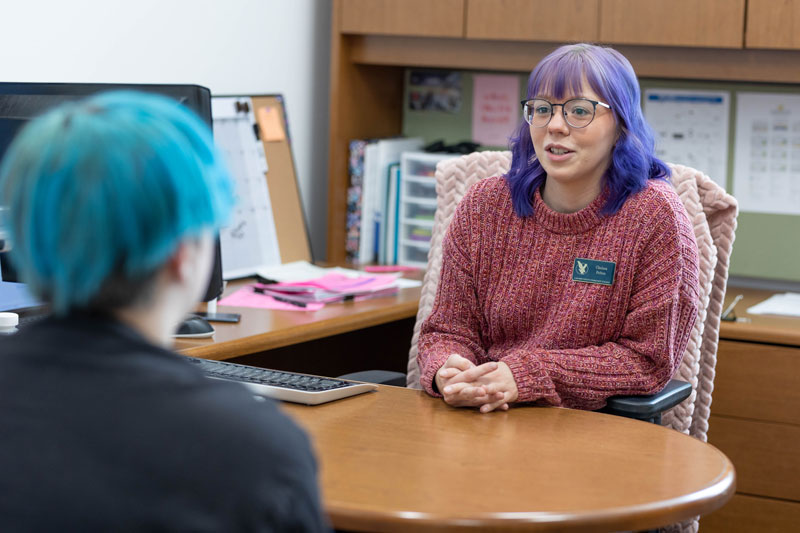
[[521, 98, 611, 129]]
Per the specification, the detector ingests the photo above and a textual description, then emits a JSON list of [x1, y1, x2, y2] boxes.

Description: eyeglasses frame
[[521, 97, 612, 129]]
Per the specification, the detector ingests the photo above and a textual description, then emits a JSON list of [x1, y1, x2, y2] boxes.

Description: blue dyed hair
[[0, 91, 234, 314], [506, 43, 669, 217]]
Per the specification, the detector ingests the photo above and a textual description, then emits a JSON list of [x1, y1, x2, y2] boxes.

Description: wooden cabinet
[[700, 289, 800, 532], [746, 0, 800, 49], [712, 340, 800, 425], [708, 415, 800, 501], [340, 0, 465, 38], [701, 494, 800, 532], [465, 0, 599, 42], [599, 0, 745, 48]]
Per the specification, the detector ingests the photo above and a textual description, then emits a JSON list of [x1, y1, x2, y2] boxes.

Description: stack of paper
[[254, 272, 401, 305], [746, 292, 800, 317], [217, 262, 421, 311]]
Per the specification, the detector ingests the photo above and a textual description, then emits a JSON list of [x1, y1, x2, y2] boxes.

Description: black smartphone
[[195, 311, 241, 323]]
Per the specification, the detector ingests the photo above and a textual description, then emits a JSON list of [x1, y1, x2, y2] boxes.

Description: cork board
[[250, 95, 312, 263]]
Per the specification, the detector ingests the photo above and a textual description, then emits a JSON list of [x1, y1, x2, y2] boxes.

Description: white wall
[[0, 0, 331, 259]]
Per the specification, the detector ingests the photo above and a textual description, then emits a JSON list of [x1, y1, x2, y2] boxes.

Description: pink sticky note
[[471, 74, 520, 147], [218, 287, 324, 311]]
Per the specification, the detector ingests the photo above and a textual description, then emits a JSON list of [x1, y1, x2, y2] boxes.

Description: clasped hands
[[434, 354, 519, 413]]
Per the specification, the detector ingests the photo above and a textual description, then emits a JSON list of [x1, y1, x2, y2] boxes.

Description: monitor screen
[[0, 82, 224, 302]]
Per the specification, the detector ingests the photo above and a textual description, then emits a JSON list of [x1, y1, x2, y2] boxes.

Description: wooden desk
[[284, 386, 735, 532], [702, 287, 800, 531], [718, 288, 800, 346], [173, 279, 422, 376]]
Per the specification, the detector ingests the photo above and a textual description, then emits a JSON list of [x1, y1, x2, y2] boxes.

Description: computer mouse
[[173, 315, 215, 338]]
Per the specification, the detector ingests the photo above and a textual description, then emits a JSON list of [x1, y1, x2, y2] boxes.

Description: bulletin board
[[251, 95, 312, 263], [402, 68, 800, 284], [214, 94, 311, 277]]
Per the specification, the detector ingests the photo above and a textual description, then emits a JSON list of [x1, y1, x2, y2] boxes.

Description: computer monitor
[[0, 82, 224, 303]]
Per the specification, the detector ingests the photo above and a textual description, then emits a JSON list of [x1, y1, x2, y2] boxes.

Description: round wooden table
[[284, 386, 735, 532]]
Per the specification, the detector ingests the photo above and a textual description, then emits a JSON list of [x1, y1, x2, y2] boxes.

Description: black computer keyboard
[[185, 357, 377, 405]]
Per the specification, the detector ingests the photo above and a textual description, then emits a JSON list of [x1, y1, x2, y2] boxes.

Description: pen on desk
[[252, 286, 307, 308], [271, 295, 307, 308], [721, 294, 743, 321]]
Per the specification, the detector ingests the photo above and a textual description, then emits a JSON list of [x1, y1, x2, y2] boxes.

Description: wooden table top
[[283, 387, 736, 532], [720, 286, 800, 346], [174, 278, 422, 360]]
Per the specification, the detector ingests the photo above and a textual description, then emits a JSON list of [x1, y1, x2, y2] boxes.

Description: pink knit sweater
[[417, 176, 700, 410]]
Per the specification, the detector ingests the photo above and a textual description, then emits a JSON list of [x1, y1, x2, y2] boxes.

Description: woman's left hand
[[442, 361, 519, 413], [474, 362, 519, 413]]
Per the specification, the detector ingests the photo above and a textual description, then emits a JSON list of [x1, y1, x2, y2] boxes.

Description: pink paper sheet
[[471, 74, 520, 146], [218, 286, 324, 311]]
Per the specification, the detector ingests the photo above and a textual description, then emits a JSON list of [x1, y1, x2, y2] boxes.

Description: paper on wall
[[644, 88, 730, 189], [733, 92, 800, 215], [472, 74, 519, 147]]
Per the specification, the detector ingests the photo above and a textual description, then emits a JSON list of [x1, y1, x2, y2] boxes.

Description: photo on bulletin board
[[407, 70, 462, 113]]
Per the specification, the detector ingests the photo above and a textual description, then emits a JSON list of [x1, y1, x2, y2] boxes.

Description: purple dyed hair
[[505, 43, 669, 217]]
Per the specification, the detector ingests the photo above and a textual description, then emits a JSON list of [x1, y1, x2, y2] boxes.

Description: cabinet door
[[465, 0, 599, 42], [599, 0, 744, 48], [701, 494, 800, 533], [713, 340, 800, 426], [340, 0, 465, 38], [708, 415, 800, 501], [747, 0, 800, 49]]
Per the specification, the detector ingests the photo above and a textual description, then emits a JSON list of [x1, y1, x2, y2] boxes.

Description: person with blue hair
[[0, 91, 328, 531], [417, 43, 700, 414]]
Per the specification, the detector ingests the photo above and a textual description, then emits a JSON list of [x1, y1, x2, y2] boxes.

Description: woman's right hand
[[435, 354, 507, 409]]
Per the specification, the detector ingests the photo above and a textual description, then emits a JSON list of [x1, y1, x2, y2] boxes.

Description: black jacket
[[0, 313, 328, 532]]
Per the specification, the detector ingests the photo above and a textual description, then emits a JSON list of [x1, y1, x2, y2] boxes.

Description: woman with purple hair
[[417, 43, 700, 413]]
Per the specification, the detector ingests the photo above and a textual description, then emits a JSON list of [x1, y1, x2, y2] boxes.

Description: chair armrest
[[599, 379, 692, 424], [337, 370, 407, 387]]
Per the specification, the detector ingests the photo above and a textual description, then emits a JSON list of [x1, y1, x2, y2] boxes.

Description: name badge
[[572, 258, 616, 286]]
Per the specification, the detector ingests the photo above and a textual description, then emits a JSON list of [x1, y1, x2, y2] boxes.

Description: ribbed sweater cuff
[[501, 349, 551, 404], [418, 341, 470, 397]]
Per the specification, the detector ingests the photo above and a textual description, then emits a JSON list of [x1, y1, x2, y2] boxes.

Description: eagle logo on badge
[[577, 260, 588, 275]]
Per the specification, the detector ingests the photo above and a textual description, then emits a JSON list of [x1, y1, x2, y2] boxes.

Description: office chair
[[342, 153, 738, 440]]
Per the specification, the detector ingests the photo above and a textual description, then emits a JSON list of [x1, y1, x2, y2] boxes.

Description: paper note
[[218, 286, 324, 311], [733, 92, 800, 215], [644, 88, 730, 189], [257, 106, 286, 142], [746, 292, 800, 317], [471, 74, 520, 147]]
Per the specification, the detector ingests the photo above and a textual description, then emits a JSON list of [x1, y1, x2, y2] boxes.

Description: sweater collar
[[532, 185, 609, 234]]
